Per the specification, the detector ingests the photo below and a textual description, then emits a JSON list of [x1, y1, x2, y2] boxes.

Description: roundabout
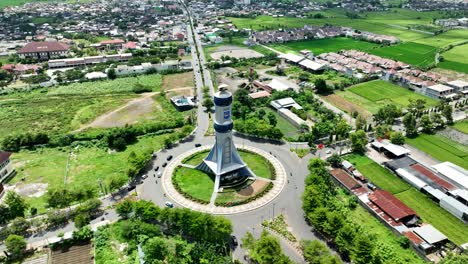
[[161, 145, 287, 214]]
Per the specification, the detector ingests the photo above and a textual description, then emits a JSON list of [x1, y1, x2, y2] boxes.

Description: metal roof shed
[[422, 186, 446, 201], [440, 195, 468, 222], [413, 225, 448, 245], [396, 168, 427, 190], [432, 162, 468, 190]]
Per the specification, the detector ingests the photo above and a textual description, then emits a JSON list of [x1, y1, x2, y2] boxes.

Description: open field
[[334, 80, 437, 114], [49, 74, 162, 95], [344, 154, 468, 245], [396, 189, 468, 246], [268, 37, 380, 55], [406, 134, 468, 169], [438, 60, 468, 74], [322, 94, 372, 118], [451, 120, 468, 134], [344, 154, 411, 194], [173, 166, 214, 202], [161, 71, 194, 90], [367, 42, 437, 68], [10, 132, 176, 213], [211, 47, 264, 60], [438, 43, 468, 73], [183, 149, 274, 179], [0, 94, 135, 140], [413, 30, 468, 48], [263, 107, 299, 139]]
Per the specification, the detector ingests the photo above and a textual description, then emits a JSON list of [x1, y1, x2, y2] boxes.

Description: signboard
[[318, 143, 324, 149], [224, 110, 231, 120]]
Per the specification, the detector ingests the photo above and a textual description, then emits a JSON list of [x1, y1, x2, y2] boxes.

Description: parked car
[[195, 143, 202, 147], [231, 235, 238, 246], [162, 162, 168, 167], [367, 182, 377, 190], [167, 155, 173, 161], [127, 185, 135, 191], [152, 153, 157, 159], [157, 171, 162, 178], [154, 166, 159, 171], [142, 174, 148, 179], [165, 201, 174, 208]]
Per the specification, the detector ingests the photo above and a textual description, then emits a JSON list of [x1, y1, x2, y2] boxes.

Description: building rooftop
[[432, 162, 468, 190], [368, 190, 417, 222], [248, 90, 270, 99], [330, 169, 361, 190], [268, 79, 291, 92], [279, 53, 304, 63], [413, 224, 448, 245], [447, 80, 468, 88], [0, 151, 11, 164], [299, 59, 325, 71], [270, 97, 302, 110], [428, 84, 454, 92], [18, 41, 69, 53]]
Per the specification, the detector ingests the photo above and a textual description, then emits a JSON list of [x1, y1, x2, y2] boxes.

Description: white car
[[157, 171, 163, 178], [142, 174, 148, 179]]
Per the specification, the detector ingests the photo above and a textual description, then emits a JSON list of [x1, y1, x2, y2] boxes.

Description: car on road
[[154, 166, 159, 171], [157, 171, 162, 178], [167, 155, 173, 161], [367, 182, 377, 190], [195, 143, 201, 147], [231, 235, 238, 246], [127, 185, 135, 192], [142, 174, 148, 179], [152, 153, 157, 159], [162, 162, 168, 167], [165, 201, 174, 208]]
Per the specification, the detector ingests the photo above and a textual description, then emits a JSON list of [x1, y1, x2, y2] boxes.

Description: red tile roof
[[101, 39, 125, 45], [0, 151, 11, 164], [18, 41, 69, 54], [403, 231, 424, 245], [330, 169, 361, 190], [410, 164, 455, 191], [368, 190, 417, 222]]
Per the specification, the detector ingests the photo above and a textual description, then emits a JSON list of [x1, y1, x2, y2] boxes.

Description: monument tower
[[196, 84, 253, 192]]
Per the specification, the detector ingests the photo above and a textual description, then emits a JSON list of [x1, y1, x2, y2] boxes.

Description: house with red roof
[[368, 190, 419, 226], [100, 39, 125, 50], [18, 41, 69, 60]]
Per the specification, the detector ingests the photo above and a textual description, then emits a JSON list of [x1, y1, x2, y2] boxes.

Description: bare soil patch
[[238, 179, 269, 197], [14, 183, 48, 198], [323, 94, 372, 119], [211, 48, 264, 60], [162, 71, 194, 90]]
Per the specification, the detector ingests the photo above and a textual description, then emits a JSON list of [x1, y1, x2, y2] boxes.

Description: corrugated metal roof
[[413, 225, 447, 245], [369, 190, 417, 222]]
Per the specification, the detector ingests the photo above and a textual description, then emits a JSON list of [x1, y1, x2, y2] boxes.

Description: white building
[[424, 84, 456, 99], [0, 151, 15, 182], [446, 80, 468, 94]]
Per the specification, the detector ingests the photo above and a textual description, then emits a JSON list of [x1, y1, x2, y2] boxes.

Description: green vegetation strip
[[262, 214, 296, 242], [451, 120, 468, 134], [172, 166, 214, 203], [406, 134, 468, 169]]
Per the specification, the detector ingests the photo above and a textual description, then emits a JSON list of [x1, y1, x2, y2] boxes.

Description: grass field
[[438, 43, 468, 73], [268, 37, 380, 55], [367, 42, 437, 67], [343, 154, 468, 245], [11, 132, 176, 213], [406, 134, 468, 169], [334, 80, 438, 114], [396, 189, 468, 246], [413, 30, 468, 48], [183, 149, 274, 179], [451, 120, 468, 134], [344, 154, 411, 194], [263, 108, 299, 139], [173, 166, 214, 202]]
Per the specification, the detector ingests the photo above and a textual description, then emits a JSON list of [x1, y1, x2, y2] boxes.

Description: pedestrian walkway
[[161, 145, 287, 214]]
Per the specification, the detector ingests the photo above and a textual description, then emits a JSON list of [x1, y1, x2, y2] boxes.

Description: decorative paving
[[161, 145, 287, 214]]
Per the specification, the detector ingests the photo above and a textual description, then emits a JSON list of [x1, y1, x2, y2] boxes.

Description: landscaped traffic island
[[171, 148, 277, 207]]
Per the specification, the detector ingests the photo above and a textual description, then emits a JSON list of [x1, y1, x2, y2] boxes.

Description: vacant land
[[211, 47, 264, 60], [173, 166, 214, 202], [367, 42, 437, 68], [161, 71, 194, 90], [345, 154, 468, 245], [451, 120, 468, 134], [323, 94, 372, 118], [0, 94, 135, 140], [406, 134, 468, 169], [333, 80, 437, 114], [268, 37, 380, 55], [396, 189, 468, 246], [49, 74, 162, 95], [345, 154, 411, 194], [263, 107, 299, 139]]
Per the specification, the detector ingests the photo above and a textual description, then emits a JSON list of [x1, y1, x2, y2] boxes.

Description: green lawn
[[335, 80, 438, 114], [437, 60, 468, 74], [367, 42, 437, 68], [263, 108, 299, 139], [344, 154, 411, 194], [413, 30, 468, 48], [406, 134, 468, 169], [451, 120, 468, 134], [173, 166, 214, 202], [10, 132, 175, 213], [396, 189, 468, 246], [268, 37, 380, 55], [182, 149, 274, 179], [437, 43, 468, 73], [343, 154, 468, 245]]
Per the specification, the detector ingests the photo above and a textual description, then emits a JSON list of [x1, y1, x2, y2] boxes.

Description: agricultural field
[[0, 0, 91, 8], [413, 29, 468, 48], [438, 44, 468, 73], [367, 42, 438, 68], [332, 80, 437, 114], [268, 37, 380, 55], [344, 154, 468, 245], [451, 120, 468, 134], [406, 134, 468, 169], [344, 154, 411, 194]]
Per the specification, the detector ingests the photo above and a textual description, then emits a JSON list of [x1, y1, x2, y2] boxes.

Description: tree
[[349, 130, 368, 154], [144, 236, 169, 262], [243, 230, 293, 264], [267, 112, 277, 127], [420, 114, 434, 134], [107, 68, 116, 80], [355, 115, 367, 131], [374, 104, 401, 125], [4, 191, 28, 218], [5, 234, 26, 260], [408, 98, 426, 113], [441, 103, 453, 125], [439, 252, 468, 264], [326, 153, 342, 168], [8, 217, 31, 236], [302, 239, 341, 264], [403, 113, 417, 137], [74, 213, 90, 229], [116, 199, 134, 219], [315, 78, 331, 94], [202, 98, 214, 112], [390, 132, 405, 145], [352, 234, 375, 264], [0, 204, 11, 224]]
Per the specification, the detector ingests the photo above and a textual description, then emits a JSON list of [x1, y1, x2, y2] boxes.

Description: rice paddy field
[[344, 154, 468, 246], [268, 37, 380, 55], [366, 42, 438, 68], [332, 80, 438, 114], [406, 134, 468, 169], [438, 43, 468, 73]]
